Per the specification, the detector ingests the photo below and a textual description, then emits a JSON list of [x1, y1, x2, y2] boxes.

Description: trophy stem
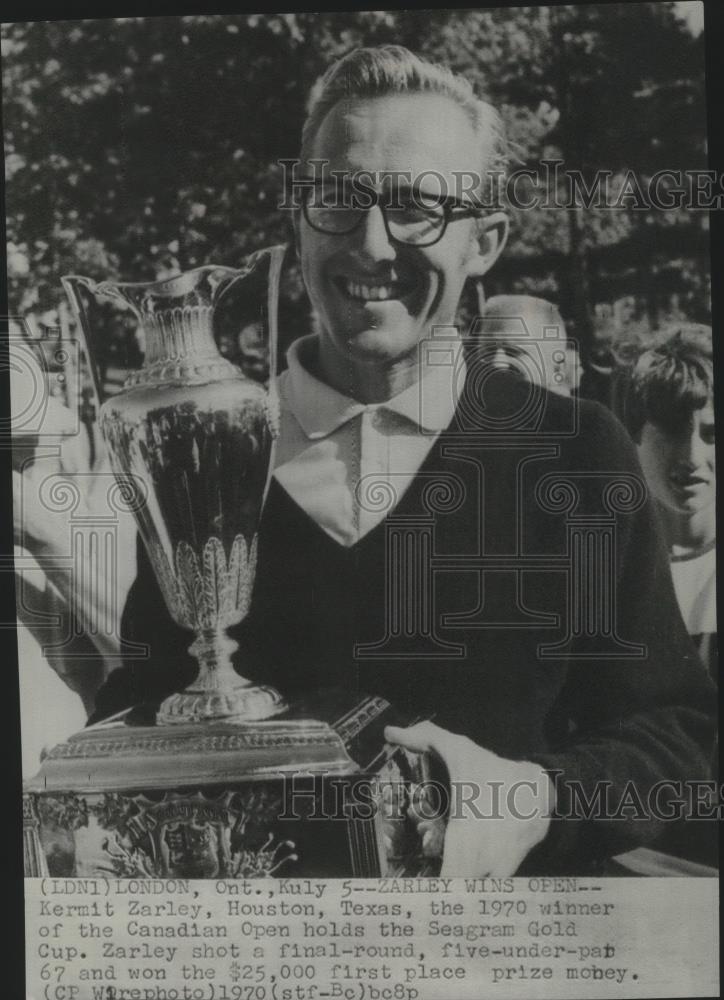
[[157, 628, 288, 725]]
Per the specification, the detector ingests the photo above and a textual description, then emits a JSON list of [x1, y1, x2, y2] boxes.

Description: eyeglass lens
[[305, 186, 447, 245]]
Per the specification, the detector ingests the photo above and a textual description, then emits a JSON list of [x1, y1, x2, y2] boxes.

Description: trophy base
[[24, 688, 439, 879], [157, 683, 288, 725]]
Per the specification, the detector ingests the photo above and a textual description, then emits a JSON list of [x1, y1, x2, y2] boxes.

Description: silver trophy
[[22, 245, 435, 880], [61, 246, 287, 724]]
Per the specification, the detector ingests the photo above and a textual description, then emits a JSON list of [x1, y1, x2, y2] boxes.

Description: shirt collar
[[283, 334, 464, 440]]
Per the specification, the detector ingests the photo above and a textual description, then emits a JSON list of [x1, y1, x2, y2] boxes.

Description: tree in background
[[419, 4, 708, 349], [3, 5, 709, 368]]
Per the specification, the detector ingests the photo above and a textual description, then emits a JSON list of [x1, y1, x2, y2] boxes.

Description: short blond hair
[[301, 45, 508, 183]]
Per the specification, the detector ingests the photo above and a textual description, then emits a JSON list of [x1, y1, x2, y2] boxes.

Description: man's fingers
[[384, 721, 459, 759], [386, 722, 492, 783], [384, 723, 431, 753]]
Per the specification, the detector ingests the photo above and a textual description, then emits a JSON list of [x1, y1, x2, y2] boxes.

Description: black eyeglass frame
[[298, 179, 485, 248]]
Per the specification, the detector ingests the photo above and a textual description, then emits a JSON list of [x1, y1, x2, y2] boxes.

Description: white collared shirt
[[273, 335, 464, 547]]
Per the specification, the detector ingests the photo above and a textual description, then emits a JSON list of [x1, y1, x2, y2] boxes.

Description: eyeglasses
[[301, 181, 483, 248]]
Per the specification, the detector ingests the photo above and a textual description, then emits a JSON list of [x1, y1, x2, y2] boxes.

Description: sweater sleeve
[[524, 400, 716, 871]]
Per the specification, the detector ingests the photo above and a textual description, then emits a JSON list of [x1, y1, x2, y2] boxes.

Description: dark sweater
[[93, 371, 716, 873]]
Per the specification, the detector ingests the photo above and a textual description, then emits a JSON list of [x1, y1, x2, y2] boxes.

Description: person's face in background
[[217, 330, 236, 359], [483, 317, 578, 396], [637, 399, 716, 520], [479, 297, 576, 396], [487, 335, 572, 395], [237, 323, 268, 381]]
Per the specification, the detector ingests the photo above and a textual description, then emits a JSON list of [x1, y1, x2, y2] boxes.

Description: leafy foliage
[[3, 6, 709, 357]]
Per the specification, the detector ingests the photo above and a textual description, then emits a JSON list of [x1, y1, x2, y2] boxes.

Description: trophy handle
[[217, 244, 287, 510], [244, 243, 286, 383], [61, 274, 106, 411], [218, 244, 287, 382], [259, 245, 285, 507]]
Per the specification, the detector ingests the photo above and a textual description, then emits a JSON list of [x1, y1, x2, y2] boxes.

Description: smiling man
[[295, 84, 506, 402], [94, 46, 716, 876]]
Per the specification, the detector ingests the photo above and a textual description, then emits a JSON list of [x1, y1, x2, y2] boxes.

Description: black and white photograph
[[4, 3, 719, 997]]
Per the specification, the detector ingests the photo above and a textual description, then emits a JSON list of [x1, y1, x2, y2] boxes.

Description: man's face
[[298, 93, 497, 370], [637, 401, 716, 518], [486, 337, 570, 393]]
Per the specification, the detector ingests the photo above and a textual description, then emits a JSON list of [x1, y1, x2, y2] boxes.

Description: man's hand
[[385, 721, 555, 876]]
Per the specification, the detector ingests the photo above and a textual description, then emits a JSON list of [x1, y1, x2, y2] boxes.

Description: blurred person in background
[[477, 294, 580, 397], [622, 324, 717, 868], [624, 325, 716, 681], [13, 394, 96, 773], [12, 362, 137, 773]]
